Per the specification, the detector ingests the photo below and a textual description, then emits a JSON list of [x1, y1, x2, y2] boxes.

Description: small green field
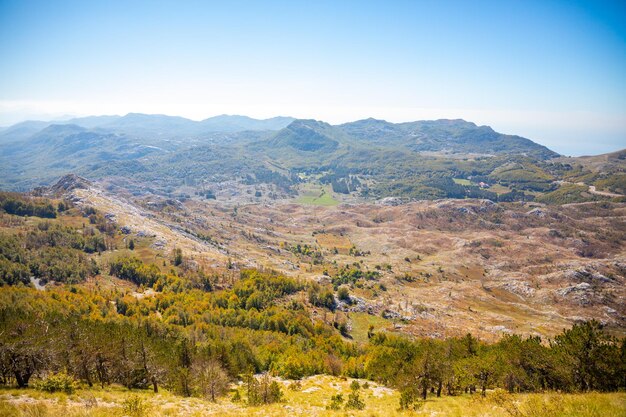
[[488, 183, 511, 194], [452, 178, 472, 186], [295, 184, 339, 206]]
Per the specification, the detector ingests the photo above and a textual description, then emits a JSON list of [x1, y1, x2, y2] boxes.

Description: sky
[[0, 0, 625, 155]]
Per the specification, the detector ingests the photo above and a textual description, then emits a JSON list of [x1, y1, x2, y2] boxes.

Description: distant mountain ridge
[[66, 113, 297, 136], [264, 117, 558, 159], [1, 113, 556, 158], [0, 112, 585, 197], [1, 113, 559, 161]]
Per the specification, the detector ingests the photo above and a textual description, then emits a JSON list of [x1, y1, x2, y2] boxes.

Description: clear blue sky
[[1, 0, 625, 155]]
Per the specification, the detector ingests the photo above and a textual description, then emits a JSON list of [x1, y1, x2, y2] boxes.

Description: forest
[[1, 282, 624, 406]]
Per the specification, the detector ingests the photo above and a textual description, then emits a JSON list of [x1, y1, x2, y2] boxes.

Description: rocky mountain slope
[[52, 174, 626, 340]]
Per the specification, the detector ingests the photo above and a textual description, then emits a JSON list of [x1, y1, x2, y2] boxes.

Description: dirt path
[[587, 185, 623, 198], [558, 180, 624, 198]]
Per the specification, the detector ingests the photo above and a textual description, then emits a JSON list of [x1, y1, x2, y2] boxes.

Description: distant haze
[[1, 0, 625, 156]]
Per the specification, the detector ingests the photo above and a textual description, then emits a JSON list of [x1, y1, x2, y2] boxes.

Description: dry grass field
[[1, 376, 624, 417]]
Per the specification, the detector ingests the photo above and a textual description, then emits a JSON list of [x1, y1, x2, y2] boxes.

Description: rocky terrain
[[55, 174, 626, 341]]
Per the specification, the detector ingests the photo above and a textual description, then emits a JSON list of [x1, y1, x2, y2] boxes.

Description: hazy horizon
[[1, 0, 625, 156], [2, 109, 625, 157]]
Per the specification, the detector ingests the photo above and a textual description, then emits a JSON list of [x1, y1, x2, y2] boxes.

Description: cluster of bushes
[[424, 177, 498, 200], [0, 229, 101, 285], [241, 372, 283, 405], [195, 189, 216, 199], [242, 168, 294, 191], [331, 267, 380, 289], [318, 174, 361, 194], [286, 243, 323, 263], [109, 256, 162, 287], [0, 197, 116, 286], [308, 283, 336, 310], [488, 162, 555, 192], [0, 279, 349, 396], [0, 192, 56, 218], [0, 257, 30, 286], [537, 184, 601, 205], [326, 381, 365, 410], [34, 372, 77, 394]]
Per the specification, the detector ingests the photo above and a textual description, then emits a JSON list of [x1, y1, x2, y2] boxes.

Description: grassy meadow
[[1, 376, 624, 417], [452, 178, 472, 186], [296, 184, 340, 206]]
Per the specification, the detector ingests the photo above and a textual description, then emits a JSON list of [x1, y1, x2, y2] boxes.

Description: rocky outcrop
[[49, 174, 92, 194], [378, 197, 404, 206]]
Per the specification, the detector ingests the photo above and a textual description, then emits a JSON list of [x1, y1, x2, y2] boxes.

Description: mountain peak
[[50, 173, 92, 194], [267, 119, 340, 152], [286, 119, 330, 129], [38, 123, 87, 135]]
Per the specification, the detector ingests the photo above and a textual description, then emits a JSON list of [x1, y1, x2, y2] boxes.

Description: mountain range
[[0, 113, 555, 157], [0, 113, 623, 205]]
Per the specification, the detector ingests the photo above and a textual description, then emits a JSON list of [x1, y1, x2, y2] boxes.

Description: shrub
[[289, 380, 302, 391], [231, 389, 242, 402], [398, 386, 423, 411], [173, 248, 183, 266], [337, 286, 350, 302], [245, 372, 283, 406], [327, 393, 344, 410], [345, 381, 365, 410], [34, 371, 77, 394], [268, 381, 283, 403], [122, 395, 148, 417], [489, 389, 523, 417]]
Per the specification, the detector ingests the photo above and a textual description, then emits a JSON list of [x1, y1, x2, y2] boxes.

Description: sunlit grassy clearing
[[296, 184, 339, 206], [1, 376, 624, 417], [487, 183, 512, 194], [452, 178, 472, 186]]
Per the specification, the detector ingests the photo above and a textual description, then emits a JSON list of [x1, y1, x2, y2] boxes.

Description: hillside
[[338, 118, 558, 159], [259, 118, 558, 163], [1, 383, 624, 417], [0, 124, 164, 190], [1, 119, 620, 415], [0, 177, 624, 415], [265, 119, 343, 153], [7, 175, 620, 341], [3, 0, 625, 414]]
